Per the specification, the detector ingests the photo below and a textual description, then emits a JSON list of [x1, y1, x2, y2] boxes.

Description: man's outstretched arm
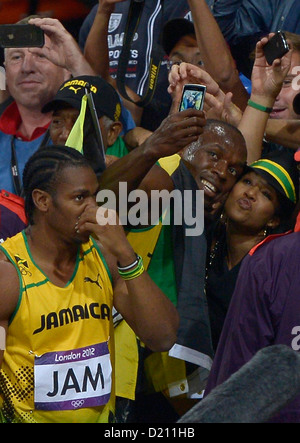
[[99, 109, 206, 196]]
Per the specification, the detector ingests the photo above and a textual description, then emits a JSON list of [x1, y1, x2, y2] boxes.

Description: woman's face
[[224, 171, 280, 233]]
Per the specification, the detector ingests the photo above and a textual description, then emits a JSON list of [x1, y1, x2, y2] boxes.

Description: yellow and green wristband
[[117, 254, 145, 280]]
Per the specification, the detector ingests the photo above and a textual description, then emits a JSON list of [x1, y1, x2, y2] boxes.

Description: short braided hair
[[23, 145, 92, 224]]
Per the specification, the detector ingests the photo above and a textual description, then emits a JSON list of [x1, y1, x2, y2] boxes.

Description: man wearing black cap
[[43, 75, 127, 168], [0, 15, 138, 195]]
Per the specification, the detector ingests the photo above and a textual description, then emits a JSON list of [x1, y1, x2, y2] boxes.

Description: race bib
[[34, 343, 112, 411]]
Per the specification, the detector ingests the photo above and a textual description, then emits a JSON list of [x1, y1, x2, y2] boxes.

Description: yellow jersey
[[0, 231, 115, 423]]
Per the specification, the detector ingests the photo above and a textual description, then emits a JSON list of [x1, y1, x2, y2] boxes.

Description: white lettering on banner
[[292, 66, 300, 92], [96, 183, 205, 237], [108, 31, 139, 49], [34, 343, 112, 411], [109, 33, 124, 48], [291, 326, 300, 350]]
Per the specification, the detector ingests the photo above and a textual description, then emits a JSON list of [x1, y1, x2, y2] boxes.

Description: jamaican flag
[[66, 87, 106, 178]]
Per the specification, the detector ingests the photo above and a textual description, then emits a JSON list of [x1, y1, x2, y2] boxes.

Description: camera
[[263, 31, 290, 66], [0, 24, 45, 48]]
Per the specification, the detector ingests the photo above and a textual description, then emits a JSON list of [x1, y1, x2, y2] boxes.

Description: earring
[[263, 228, 268, 237], [220, 211, 227, 225]]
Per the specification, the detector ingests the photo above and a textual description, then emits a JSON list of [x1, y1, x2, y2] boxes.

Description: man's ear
[[31, 189, 52, 214], [107, 121, 123, 146]]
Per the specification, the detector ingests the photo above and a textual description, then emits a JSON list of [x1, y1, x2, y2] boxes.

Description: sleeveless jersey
[[0, 231, 115, 423]]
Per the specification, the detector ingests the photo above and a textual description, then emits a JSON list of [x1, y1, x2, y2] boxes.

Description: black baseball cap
[[162, 18, 196, 56], [42, 75, 122, 122]]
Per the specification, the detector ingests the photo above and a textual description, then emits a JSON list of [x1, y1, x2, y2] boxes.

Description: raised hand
[[28, 17, 95, 76], [251, 34, 293, 101]]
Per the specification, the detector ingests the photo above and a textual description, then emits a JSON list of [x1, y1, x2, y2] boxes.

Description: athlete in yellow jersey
[[0, 146, 179, 423]]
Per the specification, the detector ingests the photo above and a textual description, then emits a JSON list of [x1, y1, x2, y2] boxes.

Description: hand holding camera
[[263, 31, 290, 66], [250, 33, 292, 102], [0, 24, 44, 48]]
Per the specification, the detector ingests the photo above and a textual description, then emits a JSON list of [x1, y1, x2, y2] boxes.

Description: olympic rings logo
[[71, 400, 85, 409]]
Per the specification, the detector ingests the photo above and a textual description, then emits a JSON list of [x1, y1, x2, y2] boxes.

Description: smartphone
[[179, 84, 206, 112], [263, 31, 290, 65], [0, 24, 45, 48]]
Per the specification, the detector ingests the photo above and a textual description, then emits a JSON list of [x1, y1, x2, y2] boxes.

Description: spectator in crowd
[[0, 14, 110, 248], [173, 33, 295, 163], [0, 15, 95, 196], [43, 74, 130, 166], [0, 15, 138, 191], [263, 31, 300, 151], [234, 31, 300, 154], [161, 14, 247, 105], [212, 0, 300, 77], [31, 15, 154, 149], [80, 0, 196, 131], [161, 18, 204, 71], [83, 0, 253, 135], [187, 0, 251, 111], [0, 14, 146, 252], [238, 32, 296, 162], [0, 144, 179, 423], [206, 150, 299, 351], [204, 190, 300, 423]]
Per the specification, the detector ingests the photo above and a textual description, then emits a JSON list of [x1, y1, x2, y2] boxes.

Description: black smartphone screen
[[0, 25, 45, 48], [264, 32, 290, 65]]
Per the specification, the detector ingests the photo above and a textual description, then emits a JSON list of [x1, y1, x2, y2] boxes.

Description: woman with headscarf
[[206, 150, 299, 350]]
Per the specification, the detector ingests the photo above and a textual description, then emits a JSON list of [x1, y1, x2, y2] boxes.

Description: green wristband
[[118, 255, 145, 280], [248, 99, 273, 114]]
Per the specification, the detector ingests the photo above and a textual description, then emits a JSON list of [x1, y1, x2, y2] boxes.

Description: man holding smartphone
[[79, 0, 215, 132], [98, 112, 247, 421], [0, 16, 95, 197], [212, 0, 300, 76]]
